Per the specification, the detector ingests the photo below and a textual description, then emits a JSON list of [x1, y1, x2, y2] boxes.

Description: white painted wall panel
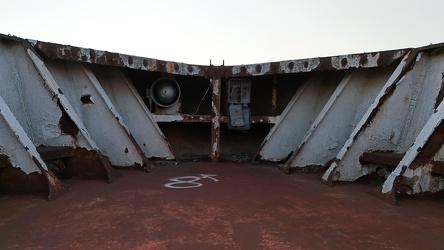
[[257, 73, 341, 161], [91, 66, 175, 160]]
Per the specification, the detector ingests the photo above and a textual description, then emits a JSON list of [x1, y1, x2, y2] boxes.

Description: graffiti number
[[165, 174, 219, 189]]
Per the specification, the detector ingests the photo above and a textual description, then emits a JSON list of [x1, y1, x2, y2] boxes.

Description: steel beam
[[153, 114, 279, 124], [211, 78, 221, 162], [32, 39, 409, 78]]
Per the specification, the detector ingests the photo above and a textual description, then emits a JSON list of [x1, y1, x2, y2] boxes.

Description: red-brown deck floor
[[1, 162, 443, 249]]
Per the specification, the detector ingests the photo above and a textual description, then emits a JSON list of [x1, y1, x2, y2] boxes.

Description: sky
[[1, 0, 444, 65]]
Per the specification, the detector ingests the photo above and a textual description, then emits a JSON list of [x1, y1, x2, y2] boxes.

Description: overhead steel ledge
[[30, 39, 409, 77]]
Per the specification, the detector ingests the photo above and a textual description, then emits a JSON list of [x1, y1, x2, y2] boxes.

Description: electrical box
[[227, 79, 251, 130]]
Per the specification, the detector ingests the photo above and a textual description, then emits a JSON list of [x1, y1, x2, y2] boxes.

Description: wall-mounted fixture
[[227, 79, 251, 131], [150, 77, 181, 108]]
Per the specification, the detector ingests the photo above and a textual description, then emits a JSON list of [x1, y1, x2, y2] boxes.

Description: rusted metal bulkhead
[[0, 155, 47, 194], [59, 148, 121, 181], [2, 33, 444, 202], [33, 40, 408, 78], [30, 40, 409, 162]]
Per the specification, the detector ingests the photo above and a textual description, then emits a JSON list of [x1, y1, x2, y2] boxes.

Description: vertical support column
[[272, 75, 277, 116], [211, 78, 221, 162]]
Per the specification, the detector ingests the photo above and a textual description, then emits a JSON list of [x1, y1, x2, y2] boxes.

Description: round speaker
[[150, 78, 181, 107]]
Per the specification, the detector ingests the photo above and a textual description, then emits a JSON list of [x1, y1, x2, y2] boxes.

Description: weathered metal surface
[[82, 64, 153, 170], [281, 66, 396, 172], [0, 41, 76, 198], [211, 78, 221, 162], [26, 49, 120, 182], [0, 161, 48, 194], [91, 66, 176, 161], [42, 60, 150, 168], [32, 40, 203, 76], [36, 146, 75, 161], [34, 146, 120, 182], [0, 101, 47, 191], [31, 40, 408, 77], [0, 42, 88, 148], [154, 114, 213, 123], [254, 73, 342, 162], [2, 33, 444, 199], [431, 159, 444, 174], [59, 147, 121, 181], [25, 49, 99, 150], [153, 114, 279, 124], [322, 46, 444, 201], [272, 76, 277, 116], [322, 51, 414, 184], [0, 95, 70, 199], [359, 152, 404, 167], [381, 98, 444, 197]]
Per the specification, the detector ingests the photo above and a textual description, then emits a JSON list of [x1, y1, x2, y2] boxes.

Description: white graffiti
[[164, 174, 219, 189]]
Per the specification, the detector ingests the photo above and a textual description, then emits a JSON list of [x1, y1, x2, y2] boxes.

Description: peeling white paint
[[211, 79, 219, 96], [93, 68, 176, 160], [331, 53, 380, 69], [26, 49, 98, 149], [0, 95, 47, 174], [382, 92, 444, 194], [212, 117, 220, 129], [82, 65, 130, 131], [289, 67, 393, 168], [153, 114, 184, 122], [212, 142, 218, 154], [44, 60, 146, 166], [231, 66, 241, 75], [258, 74, 338, 162], [79, 48, 90, 61], [41, 123, 62, 141], [279, 58, 320, 73], [322, 52, 411, 182]]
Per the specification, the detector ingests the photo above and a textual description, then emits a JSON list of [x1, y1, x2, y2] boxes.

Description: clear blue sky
[[1, 0, 443, 65]]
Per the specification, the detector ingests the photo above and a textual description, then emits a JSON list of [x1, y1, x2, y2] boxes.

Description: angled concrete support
[[254, 73, 342, 165], [90, 66, 176, 161], [281, 66, 396, 172]]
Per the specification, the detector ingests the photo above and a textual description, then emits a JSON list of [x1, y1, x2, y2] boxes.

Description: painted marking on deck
[[164, 174, 219, 189]]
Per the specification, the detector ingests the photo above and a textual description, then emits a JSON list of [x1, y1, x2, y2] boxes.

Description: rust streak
[[166, 62, 175, 73], [32, 40, 412, 78], [272, 76, 277, 116], [30, 156, 71, 201], [61, 148, 120, 182], [434, 71, 444, 110], [211, 78, 221, 162]]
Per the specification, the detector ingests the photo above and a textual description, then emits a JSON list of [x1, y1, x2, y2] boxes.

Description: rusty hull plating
[[1, 33, 444, 203]]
